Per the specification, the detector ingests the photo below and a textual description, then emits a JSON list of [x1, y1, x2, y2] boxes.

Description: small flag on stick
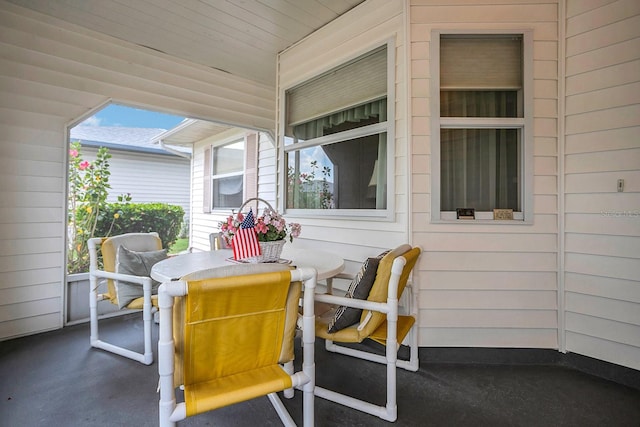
[[232, 209, 262, 260]]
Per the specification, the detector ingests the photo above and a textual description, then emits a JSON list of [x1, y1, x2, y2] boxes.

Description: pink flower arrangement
[[219, 207, 301, 246]]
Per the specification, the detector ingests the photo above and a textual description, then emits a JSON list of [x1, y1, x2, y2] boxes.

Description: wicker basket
[[237, 198, 286, 263], [244, 239, 285, 263]]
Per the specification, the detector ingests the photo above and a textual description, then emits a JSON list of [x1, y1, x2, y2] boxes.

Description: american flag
[[232, 209, 262, 260]]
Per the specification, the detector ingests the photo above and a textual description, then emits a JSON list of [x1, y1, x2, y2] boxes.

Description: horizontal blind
[[287, 45, 387, 126], [440, 35, 522, 89]]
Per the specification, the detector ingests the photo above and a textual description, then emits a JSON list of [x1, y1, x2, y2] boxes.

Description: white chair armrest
[[92, 269, 153, 288], [314, 293, 388, 314]]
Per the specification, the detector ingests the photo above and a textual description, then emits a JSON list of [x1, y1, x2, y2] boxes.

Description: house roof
[[9, 0, 366, 86], [151, 119, 237, 147], [70, 125, 191, 156]]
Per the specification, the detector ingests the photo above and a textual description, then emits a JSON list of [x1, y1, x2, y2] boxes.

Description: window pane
[[287, 133, 387, 210], [213, 175, 243, 208], [284, 43, 390, 213], [287, 147, 334, 209], [441, 128, 520, 212], [441, 91, 519, 118], [213, 141, 244, 175]]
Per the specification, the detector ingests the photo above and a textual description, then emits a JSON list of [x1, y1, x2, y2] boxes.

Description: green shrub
[[91, 203, 185, 250]]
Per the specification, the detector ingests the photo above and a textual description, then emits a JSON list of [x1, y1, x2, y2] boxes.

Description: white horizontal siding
[[277, 0, 408, 269], [0, 1, 274, 340], [81, 147, 191, 217], [188, 129, 266, 252], [563, 0, 640, 370], [409, 0, 560, 349]]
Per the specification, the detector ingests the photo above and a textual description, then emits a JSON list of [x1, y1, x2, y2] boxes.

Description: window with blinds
[[283, 43, 392, 214], [432, 32, 532, 222]]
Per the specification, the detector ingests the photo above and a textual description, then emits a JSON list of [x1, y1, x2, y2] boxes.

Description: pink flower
[[290, 223, 301, 238], [255, 222, 268, 234], [69, 149, 78, 158], [79, 161, 90, 170]]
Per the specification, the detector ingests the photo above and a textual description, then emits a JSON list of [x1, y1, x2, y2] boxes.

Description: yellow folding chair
[[313, 244, 421, 422], [158, 264, 316, 426]]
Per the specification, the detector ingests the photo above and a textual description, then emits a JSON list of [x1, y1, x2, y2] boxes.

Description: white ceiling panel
[[8, 0, 365, 86]]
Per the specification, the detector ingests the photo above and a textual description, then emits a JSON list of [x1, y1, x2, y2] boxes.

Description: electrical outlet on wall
[[617, 179, 624, 192]]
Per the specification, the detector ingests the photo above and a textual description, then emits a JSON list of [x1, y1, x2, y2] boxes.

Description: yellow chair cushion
[[125, 294, 159, 310], [100, 233, 163, 305], [368, 315, 416, 346], [185, 365, 292, 416], [315, 246, 421, 344]]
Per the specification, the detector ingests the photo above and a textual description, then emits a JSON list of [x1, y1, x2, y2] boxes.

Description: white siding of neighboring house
[[190, 128, 251, 251], [81, 147, 191, 219], [190, 130, 274, 252], [409, 1, 561, 349], [0, 2, 274, 340], [562, 0, 640, 370], [276, 0, 409, 278]]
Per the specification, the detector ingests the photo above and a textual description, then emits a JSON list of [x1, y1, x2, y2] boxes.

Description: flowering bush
[[219, 207, 301, 246], [67, 141, 120, 274]]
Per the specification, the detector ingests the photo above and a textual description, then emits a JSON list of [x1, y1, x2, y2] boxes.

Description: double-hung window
[[210, 139, 245, 209], [283, 42, 393, 217], [431, 31, 533, 221]]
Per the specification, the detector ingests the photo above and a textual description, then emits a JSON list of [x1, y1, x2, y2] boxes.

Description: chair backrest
[[357, 245, 421, 339], [209, 232, 229, 250], [98, 232, 162, 303], [173, 268, 302, 414], [172, 263, 295, 387]]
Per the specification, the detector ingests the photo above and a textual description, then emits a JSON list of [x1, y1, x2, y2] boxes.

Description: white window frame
[[210, 138, 245, 210], [430, 30, 534, 223], [279, 39, 396, 220]]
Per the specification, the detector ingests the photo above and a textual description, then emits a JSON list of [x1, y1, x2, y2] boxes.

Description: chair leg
[[88, 276, 154, 365], [141, 289, 154, 365], [268, 393, 296, 427], [283, 361, 294, 398], [315, 339, 399, 422], [89, 279, 102, 352], [159, 289, 177, 427]]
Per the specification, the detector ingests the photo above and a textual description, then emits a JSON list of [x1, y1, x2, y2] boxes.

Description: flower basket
[[219, 198, 301, 263], [246, 239, 286, 263]]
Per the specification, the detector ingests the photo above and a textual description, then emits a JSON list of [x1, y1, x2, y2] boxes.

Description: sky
[[80, 103, 185, 130]]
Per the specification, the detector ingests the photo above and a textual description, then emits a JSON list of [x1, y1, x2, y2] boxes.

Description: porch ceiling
[[8, 0, 365, 86]]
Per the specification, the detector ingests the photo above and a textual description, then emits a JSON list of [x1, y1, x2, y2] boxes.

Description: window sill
[[433, 210, 533, 224]]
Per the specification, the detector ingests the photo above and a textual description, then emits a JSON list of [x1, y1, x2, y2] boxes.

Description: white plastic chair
[[312, 245, 421, 422], [158, 264, 316, 426], [88, 232, 163, 365]]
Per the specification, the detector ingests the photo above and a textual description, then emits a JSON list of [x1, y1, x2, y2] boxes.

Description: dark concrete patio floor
[[1, 314, 639, 427]]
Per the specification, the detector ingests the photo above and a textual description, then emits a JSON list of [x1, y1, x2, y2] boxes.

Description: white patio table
[[150, 246, 345, 284]]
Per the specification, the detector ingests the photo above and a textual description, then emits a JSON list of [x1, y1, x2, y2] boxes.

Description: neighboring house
[[1, 0, 638, 380], [70, 124, 191, 218]]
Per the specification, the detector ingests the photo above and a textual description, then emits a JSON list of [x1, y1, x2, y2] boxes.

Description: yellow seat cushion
[[185, 365, 292, 416], [368, 316, 416, 346], [125, 294, 159, 310], [315, 246, 421, 344]]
